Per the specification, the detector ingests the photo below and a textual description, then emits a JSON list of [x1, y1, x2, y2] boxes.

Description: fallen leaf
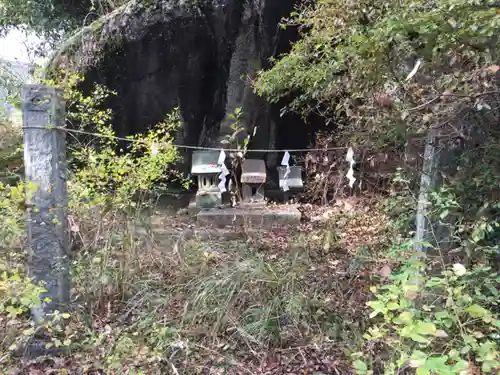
[[486, 65, 500, 73], [435, 330, 449, 338], [467, 361, 481, 375], [405, 290, 419, 300], [453, 263, 466, 276], [378, 265, 391, 278]]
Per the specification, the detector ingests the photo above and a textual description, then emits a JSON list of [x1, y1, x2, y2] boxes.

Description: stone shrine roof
[[241, 159, 266, 184], [191, 150, 222, 174]]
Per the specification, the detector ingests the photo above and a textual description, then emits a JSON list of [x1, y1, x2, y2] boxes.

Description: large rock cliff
[[49, 0, 321, 170]]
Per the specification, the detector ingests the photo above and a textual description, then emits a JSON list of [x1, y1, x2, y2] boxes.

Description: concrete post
[[21, 84, 70, 323], [414, 128, 465, 256], [414, 129, 440, 252]]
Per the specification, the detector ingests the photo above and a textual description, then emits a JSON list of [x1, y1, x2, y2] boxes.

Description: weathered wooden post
[[22, 84, 70, 327]]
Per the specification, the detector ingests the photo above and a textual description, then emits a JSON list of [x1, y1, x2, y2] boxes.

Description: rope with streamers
[[24, 125, 357, 192], [23, 125, 348, 153]]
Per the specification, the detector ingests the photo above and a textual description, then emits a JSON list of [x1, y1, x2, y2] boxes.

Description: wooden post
[[21, 84, 69, 325]]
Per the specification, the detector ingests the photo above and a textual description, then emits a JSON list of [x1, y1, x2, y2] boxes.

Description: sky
[[0, 28, 44, 63], [0, 29, 43, 120]]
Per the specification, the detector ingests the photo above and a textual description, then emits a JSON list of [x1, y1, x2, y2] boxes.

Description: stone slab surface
[[188, 198, 201, 216], [196, 206, 301, 228]]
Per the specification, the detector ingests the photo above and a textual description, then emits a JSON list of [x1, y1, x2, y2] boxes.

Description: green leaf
[[415, 322, 437, 336], [353, 359, 368, 375], [367, 301, 384, 311], [442, 319, 453, 328], [387, 302, 399, 310], [5, 305, 21, 316], [416, 367, 430, 375], [410, 350, 427, 368], [426, 277, 444, 287], [439, 209, 450, 219], [394, 311, 413, 324], [451, 360, 469, 373], [22, 328, 35, 335], [466, 304, 490, 318], [435, 311, 450, 319], [409, 333, 430, 344]]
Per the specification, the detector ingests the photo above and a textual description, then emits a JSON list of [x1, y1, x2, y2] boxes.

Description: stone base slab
[[196, 206, 301, 228]]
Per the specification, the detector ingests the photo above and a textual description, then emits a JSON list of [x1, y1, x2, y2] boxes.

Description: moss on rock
[[45, 0, 200, 76]]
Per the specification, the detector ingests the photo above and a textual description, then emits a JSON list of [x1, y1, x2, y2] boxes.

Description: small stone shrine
[[191, 150, 223, 208], [241, 159, 266, 207], [278, 165, 304, 201], [192, 154, 302, 229]]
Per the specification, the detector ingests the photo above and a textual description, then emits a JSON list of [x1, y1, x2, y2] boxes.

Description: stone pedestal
[[196, 191, 222, 209], [196, 205, 301, 229]]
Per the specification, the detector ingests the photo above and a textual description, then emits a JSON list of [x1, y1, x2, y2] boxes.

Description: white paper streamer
[[218, 150, 229, 193], [218, 165, 229, 193], [281, 151, 290, 166], [218, 149, 226, 165], [151, 142, 159, 157], [405, 58, 422, 82], [345, 146, 356, 188], [281, 151, 291, 192]]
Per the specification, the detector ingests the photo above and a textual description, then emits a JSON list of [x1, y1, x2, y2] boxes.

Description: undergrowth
[[0, 4, 499, 370], [0, 74, 386, 374]]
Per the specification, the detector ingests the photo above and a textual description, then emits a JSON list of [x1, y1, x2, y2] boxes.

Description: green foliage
[[0, 69, 184, 371], [57, 74, 185, 371], [69, 110, 183, 213], [222, 107, 251, 203], [182, 245, 317, 348], [0, 182, 25, 247], [257, 3, 500, 370], [0, 227, 72, 362], [256, 0, 500, 147], [46, 73, 185, 214], [381, 169, 417, 231], [0, 59, 31, 184], [0, 266, 46, 355], [223, 107, 249, 152], [358, 251, 499, 374], [356, 181, 500, 374], [0, 0, 125, 42], [0, 60, 23, 113], [0, 122, 23, 184]]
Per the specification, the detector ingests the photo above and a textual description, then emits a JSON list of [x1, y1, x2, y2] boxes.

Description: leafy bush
[[353, 180, 500, 374], [356, 251, 499, 374], [256, 1, 500, 372], [0, 70, 187, 371], [256, 0, 500, 144], [0, 182, 25, 250]]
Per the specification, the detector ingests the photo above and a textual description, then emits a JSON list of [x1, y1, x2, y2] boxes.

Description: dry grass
[[5, 197, 396, 374], [57, 197, 394, 373]]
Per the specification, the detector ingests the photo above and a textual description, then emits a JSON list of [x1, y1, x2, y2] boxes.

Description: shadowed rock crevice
[[49, 0, 323, 171]]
